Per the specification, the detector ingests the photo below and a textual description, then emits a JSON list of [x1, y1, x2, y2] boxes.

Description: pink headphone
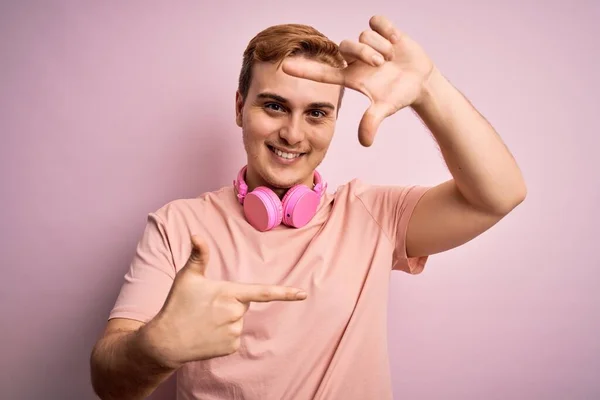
[[233, 165, 327, 232]]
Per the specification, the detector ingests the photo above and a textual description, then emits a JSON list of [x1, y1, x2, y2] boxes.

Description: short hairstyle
[[238, 23, 346, 109]]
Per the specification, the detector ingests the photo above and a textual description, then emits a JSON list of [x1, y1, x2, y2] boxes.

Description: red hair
[[238, 23, 345, 108]]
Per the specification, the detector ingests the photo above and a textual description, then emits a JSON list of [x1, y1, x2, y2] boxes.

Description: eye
[[309, 110, 326, 118], [265, 103, 284, 112]]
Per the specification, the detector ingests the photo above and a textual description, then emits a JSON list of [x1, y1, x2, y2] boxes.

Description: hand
[[145, 235, 307, 368], [282, 15, 436, 147]]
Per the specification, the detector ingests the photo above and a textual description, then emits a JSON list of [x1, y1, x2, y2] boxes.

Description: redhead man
[[90, 15, 526, 400]]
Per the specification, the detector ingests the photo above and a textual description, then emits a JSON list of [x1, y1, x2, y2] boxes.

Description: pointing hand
[[146, 235, 307, 368]]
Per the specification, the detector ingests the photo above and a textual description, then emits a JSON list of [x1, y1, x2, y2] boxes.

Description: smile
[[268, 145, 305, 160]]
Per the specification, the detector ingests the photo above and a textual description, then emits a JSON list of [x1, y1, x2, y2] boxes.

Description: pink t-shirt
[[109, 178, 430, 400]]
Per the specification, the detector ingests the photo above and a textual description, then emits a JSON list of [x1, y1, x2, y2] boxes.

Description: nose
[[278, 117, 305, 146]]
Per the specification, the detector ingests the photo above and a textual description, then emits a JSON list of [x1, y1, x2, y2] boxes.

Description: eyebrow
[[257, 92, 336, 111]]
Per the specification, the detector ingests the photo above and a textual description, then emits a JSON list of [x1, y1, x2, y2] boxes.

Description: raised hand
[[282, 15, 436, 147], [146, 235, 307, 368]]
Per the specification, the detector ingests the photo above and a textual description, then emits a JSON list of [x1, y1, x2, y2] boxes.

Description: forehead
[[248, 60, 340, 106]]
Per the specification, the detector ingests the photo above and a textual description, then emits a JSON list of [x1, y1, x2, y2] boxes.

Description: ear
[[235, 91, 244, 128]]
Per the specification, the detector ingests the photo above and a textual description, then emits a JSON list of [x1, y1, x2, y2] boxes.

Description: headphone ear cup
[[243, 187, 283, 231], [281, 185, 320, 228]]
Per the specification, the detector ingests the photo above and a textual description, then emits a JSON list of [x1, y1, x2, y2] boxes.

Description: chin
[[248, 145, 321, 189], [261, 163, 312, 189], [262, 168, 304, 189]]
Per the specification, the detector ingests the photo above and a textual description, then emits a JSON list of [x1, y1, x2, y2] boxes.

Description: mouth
[[267, 145, 306, 161]]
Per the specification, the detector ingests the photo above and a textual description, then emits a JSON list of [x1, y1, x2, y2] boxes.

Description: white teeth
[[273, 148, 301, 159]]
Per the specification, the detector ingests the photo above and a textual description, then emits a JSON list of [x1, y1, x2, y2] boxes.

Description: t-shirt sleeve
[[355, 181, 432, 274], [108, 212, 177, 323]]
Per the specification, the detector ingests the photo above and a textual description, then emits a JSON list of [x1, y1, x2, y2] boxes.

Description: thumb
[[184, 235, 210, 275], [358, 103, 390, 147]]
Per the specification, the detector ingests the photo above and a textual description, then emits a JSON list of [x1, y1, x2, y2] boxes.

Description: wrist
[[411, 66, 448, 114], [137, 317, 182, 371]]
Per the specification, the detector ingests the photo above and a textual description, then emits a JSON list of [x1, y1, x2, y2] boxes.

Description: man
[[90, 15, 526, 400]]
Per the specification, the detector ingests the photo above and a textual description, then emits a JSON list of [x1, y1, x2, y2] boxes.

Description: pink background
[[1, 1, 598, 399]]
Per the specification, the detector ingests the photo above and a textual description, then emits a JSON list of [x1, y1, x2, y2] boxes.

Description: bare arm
[[407, 67, 527, 257], [90, 318, 176, 400], [279, 16, 527, 259]]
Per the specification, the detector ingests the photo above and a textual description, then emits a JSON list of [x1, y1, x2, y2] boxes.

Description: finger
[[368, 15, 403, 44], [184, 235, 210, 275], [228, 319, 244, 338], [358, 103, 391, 147], [225, 303, 249, 324], [358, 30, 394, 61], [281, 57, 345, 86], [339, 39, 385, 67], [231, 283, 308, 303]]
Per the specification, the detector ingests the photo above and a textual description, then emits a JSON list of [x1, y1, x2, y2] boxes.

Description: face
[[235, 57, 341, 197]]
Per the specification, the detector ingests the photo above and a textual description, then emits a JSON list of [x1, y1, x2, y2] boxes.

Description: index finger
[[281, 57, 345, 86], [232, 282, 308, 303]]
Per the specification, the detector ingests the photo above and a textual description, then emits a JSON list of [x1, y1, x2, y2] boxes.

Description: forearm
[[411, 68, 527, 214], [90, 324, 176, 400]]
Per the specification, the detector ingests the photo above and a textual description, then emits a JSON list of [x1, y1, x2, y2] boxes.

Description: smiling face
[[236, 57, 342, 197]]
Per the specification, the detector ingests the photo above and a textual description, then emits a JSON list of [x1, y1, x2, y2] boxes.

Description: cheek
[[310, 127, 335, 151], [244, 112, 279, 142]]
